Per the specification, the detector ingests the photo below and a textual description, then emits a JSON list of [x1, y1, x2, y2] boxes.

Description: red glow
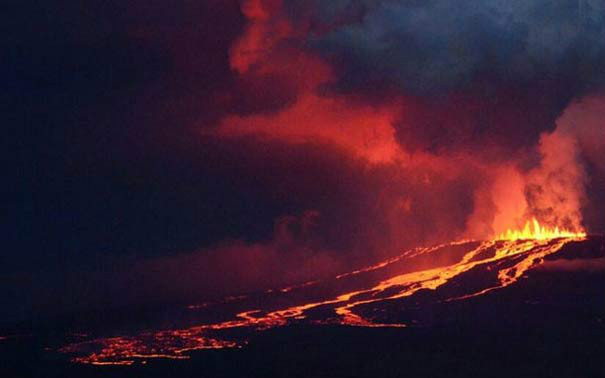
[[60, 233, 585, 365]]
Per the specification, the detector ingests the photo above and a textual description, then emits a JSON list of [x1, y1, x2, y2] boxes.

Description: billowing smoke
[[466, 99, 596, 237], [525, 123, 586, 231], [7, 0, 604, 322], [219, 0, 604, 240]]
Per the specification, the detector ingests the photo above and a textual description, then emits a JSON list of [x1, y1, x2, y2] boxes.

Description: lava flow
[[60, 221, 587, 366]]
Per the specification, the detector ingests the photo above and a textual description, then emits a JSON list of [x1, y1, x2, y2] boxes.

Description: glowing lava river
[[57, 221, 596, 366]]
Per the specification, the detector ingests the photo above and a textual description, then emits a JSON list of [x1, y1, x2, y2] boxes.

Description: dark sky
[[3, 0, 604, 324]]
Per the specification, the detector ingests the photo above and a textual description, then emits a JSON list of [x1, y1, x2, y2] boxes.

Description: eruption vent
[[496, 218, 586, 241]]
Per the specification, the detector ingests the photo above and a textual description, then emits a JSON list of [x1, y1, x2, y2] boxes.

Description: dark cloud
[[394, 80, 574, 153], [297, 0, 604, 96], [282, 0, 605, 152]]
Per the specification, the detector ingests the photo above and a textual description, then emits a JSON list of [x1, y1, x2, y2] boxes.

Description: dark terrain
[[2, 236, 604, 378]]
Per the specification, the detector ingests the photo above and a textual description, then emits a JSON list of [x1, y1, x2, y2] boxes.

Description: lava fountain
[[496, 218, 586, 241]]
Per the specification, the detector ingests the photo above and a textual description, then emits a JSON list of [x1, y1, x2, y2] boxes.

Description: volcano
[[6, 0, 605, 377], [3, 232, 603, 378]]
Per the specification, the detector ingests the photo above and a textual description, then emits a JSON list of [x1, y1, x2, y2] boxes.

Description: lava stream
[[60, 232, 586, 365]]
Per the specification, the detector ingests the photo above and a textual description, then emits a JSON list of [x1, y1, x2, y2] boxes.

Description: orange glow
[[496, 218, 586, 241], [61, 233, 587, 366], [215, 93, 404, 163]]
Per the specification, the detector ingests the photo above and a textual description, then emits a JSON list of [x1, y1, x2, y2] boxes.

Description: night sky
[[3, 0, 604, 324]]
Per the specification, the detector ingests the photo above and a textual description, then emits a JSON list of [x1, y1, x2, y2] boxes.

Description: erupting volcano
[[52, 221, 599, 372], [4, 0, 604, 377], [3, 211, 604, 378]]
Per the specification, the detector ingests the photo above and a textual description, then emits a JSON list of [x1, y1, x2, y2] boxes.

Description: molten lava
[[60, 231, 588, 366], [496, 218, 586, 241]]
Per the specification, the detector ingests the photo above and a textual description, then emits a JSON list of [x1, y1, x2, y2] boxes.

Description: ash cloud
[[297, 0, 604, 96], [276, 0, 605, 153], [281, 0, 605, 235]]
